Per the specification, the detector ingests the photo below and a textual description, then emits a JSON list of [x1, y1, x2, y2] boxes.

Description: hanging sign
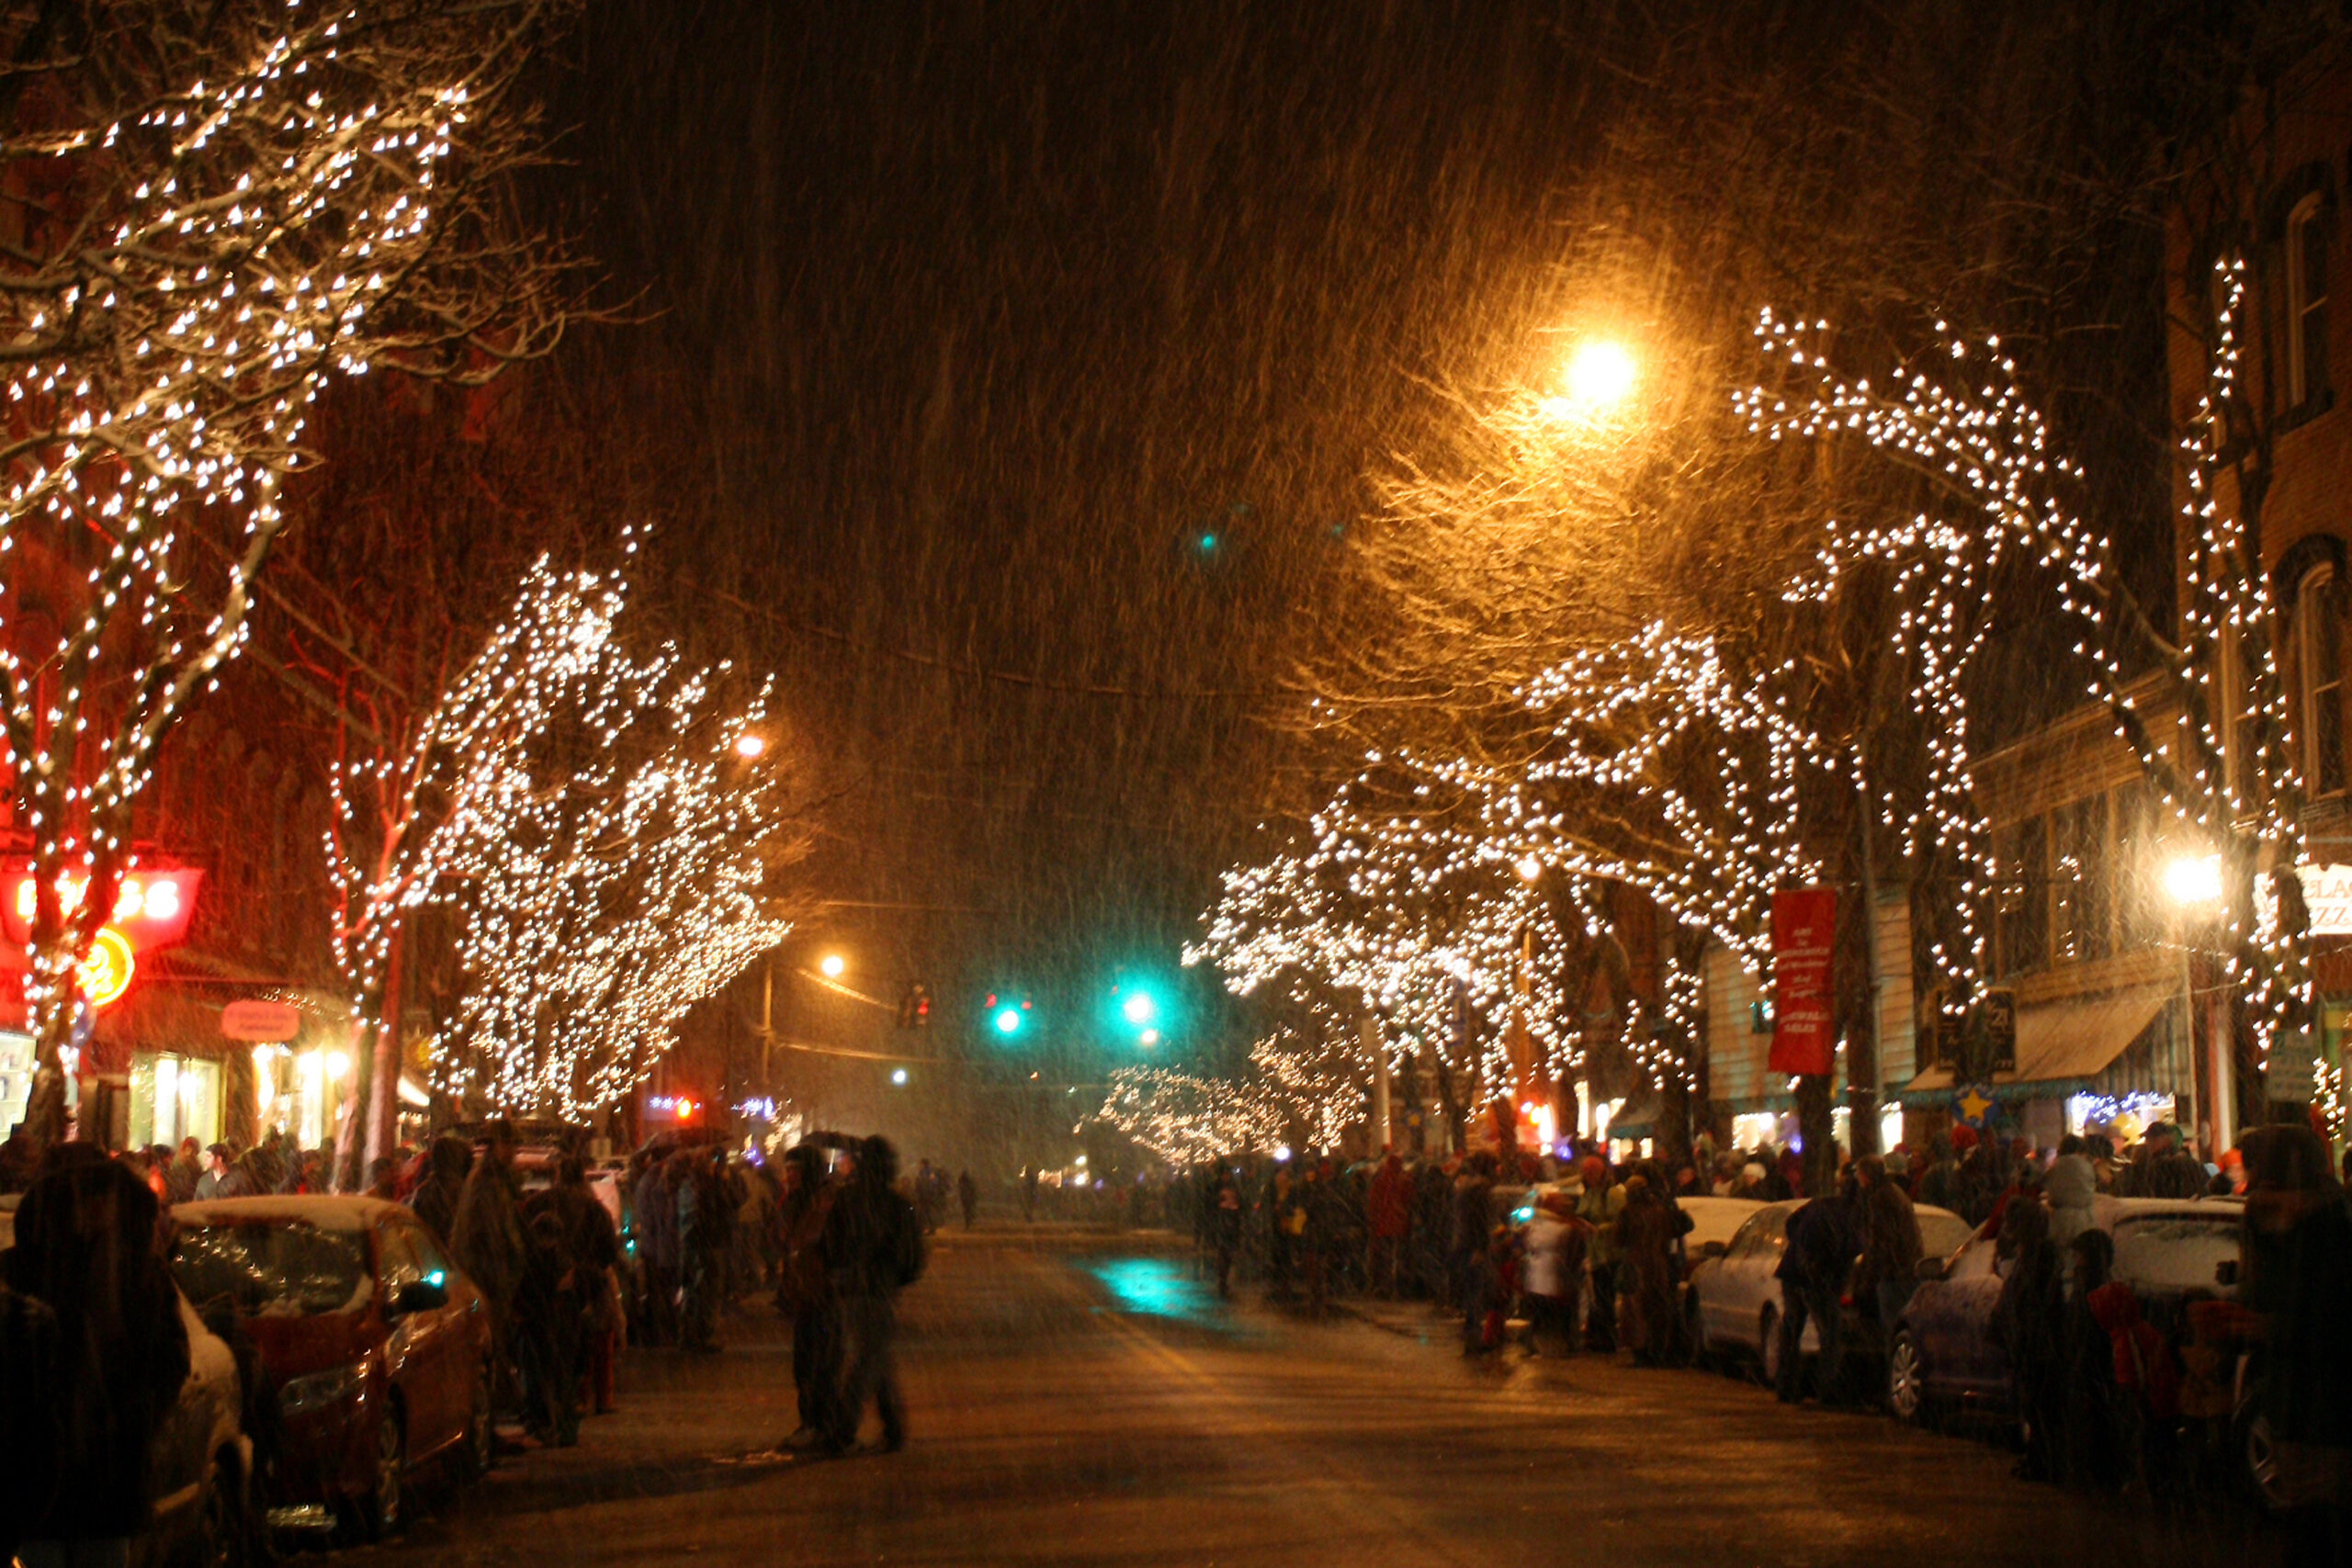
[[220, 998, 302, 1043], [2290, 864, 2352, 936], [1769, 886, 1838, 1077]]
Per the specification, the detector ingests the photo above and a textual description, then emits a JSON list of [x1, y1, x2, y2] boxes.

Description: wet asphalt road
[[352, 1224, 2283, 1568]]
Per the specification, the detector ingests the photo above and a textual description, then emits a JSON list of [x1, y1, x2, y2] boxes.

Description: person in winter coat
[[2240, 1123, 2352, 1552], [1210, 1168, 1245, 1300], [1365, 1153, 1409, 1299], [820, 1136, 922, 1454], [1614, 1168, 1687, 1366], [1452, 1154, 1498, 1356], [1990, 1190, 2067, 1480], [2132, 1122, 2209, 1201], [452, 1120, 526, 1400], [630, 1153, 679, 1347], [1775, 1179, 1859, 1404], [676, 1149, 729, 1353], [1520, 1190, 1586, 1353], [1266, 1167, 1302, 1302], [2045, 1134, 2098, 1248], [775, 1145, 842, 1448], [1914, 1132, 1962, 1213], [512, 1202, 582, 1447], [956, 1169, 978, 1230], [1854, 1154, 1924, 1335], [409, 1134, 471, 1247], [1575, 1158, 1627, 1352], [544, 1156, 621, 1416], [6, 1146, 190, 1564]]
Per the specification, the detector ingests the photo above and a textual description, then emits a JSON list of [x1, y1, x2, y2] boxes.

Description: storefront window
[[130, 1053, 222, 1150], [0, 1031, 31, 1134]]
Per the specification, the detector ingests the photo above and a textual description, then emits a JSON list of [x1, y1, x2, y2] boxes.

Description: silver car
[[1686, 1195, 1973, 1385]]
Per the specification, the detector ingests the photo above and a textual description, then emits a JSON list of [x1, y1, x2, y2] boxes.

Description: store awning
[[1906, 979, 2174, 1094]]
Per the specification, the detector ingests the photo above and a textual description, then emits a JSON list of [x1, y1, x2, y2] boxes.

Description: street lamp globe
[[1543, 339, 1637, 420], [820, 953, 845, 978], [733, 732, 767, 759], [2164, 852, 2224, 907]]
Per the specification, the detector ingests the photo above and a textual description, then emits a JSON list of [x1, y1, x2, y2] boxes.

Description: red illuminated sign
[[3, 867, 201, 953], [79, 928, 134, 1008]]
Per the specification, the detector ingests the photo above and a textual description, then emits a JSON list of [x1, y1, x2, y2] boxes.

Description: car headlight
[[277, 1365, 363, 1416]]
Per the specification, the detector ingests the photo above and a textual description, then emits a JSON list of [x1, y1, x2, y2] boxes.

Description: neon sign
[[79, 928, 135, 1009]]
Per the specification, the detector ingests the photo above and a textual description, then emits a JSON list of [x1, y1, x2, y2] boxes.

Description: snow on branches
[[1738, 268, 2313, 1064], [429, 638, 797, 1121], [1, 0, 574, 1136]]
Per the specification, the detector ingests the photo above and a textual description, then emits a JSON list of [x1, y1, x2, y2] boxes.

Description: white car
[[0, 1190, 253, 1567], [1686, 1196, 1974, 1385]]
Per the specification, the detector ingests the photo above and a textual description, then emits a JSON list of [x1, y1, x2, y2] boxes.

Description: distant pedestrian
[[956, 1169, 978, 1229], [1521, 1190, 1585, 1354], [2240, 1123, 2352, 1554], [821, 1135, 922, 1454], [1615, 1166, 1686, 1366], [677, 1148, 729, 1353], [1994, 1191, 2065, 1482], [1575, 1158, 1626, 1352], [453, 1120, 526, 1402], [1365, 1152, 1408, 1299], [632, 1152, 680, 1346], [410, 1133, 470, 1247], [1453, 1153, 1497, 1356], [2046, 1135, 2096, 1247], [1775, 1178, 1858, 1404], [164, 1137, 201, 1204], [1855, 1154, 1924, 1336], [1211, 1168, 1244, 1298], [775, 1145, 842, 1449]]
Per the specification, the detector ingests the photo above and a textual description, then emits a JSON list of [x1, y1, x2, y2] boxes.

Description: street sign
[[220, 998, 302, 1043], [2268, 1028, 2320, 1105]]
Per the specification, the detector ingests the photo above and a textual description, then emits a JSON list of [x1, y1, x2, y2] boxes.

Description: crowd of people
[[0, 1113, 945, 1563], [1165, 1113, 2351, 1549]]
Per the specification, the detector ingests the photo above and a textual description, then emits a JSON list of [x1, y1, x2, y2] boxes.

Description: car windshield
[[174, 1221, 372, 1317], [2110, 1215, 2240, 1293]]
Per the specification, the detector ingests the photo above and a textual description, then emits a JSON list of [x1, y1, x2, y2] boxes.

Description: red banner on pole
[[1769, 886, 1838, 1077]]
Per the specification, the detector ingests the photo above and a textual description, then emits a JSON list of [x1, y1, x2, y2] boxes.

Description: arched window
[[2288, 191, 2331, 409], [2300, 562, 2346, 798]]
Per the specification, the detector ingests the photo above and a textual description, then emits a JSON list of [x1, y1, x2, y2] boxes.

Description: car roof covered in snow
[[171, 1194, 405, 1232]]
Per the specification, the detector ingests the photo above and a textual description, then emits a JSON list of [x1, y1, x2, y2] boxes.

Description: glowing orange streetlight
[[1540, 339, 1638, 421], [733, 732, 768, 760]]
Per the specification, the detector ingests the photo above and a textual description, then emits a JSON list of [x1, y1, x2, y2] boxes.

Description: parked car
[[1884, 1194, 2244, 1428], [1686, 1196, 1973, 1385], [1677, 1195, 1764, 1258], [170, 1195, 493, 1540], [0, 1191, 253, 1568]]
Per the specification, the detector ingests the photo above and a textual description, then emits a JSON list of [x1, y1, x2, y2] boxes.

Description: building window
[[2289, 192, 2331, 410], [1996, 816, 2048, 977], [2301, 563, 2347, 797]]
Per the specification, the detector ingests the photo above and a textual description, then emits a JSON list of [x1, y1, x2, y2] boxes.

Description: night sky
[[521, 1, 2190, 1065]]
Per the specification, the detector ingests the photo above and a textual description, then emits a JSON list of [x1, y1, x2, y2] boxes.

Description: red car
[[170, 1195, 494, 1540]]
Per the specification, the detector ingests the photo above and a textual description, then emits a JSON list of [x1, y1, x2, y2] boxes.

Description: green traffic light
[[994, 1007, 1023, 1035], [1120, 990, 1158, 1026]]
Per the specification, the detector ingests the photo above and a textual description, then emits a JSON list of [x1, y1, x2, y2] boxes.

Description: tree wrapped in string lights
[[1, 0, 576, 1143], [1189, 769, 1593, 1147], [322, 555, 634, 1171], [1094, 1065, 1284, 1168], [430, 654, 803, 1121], [1741, 265, 2315, 1102]]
